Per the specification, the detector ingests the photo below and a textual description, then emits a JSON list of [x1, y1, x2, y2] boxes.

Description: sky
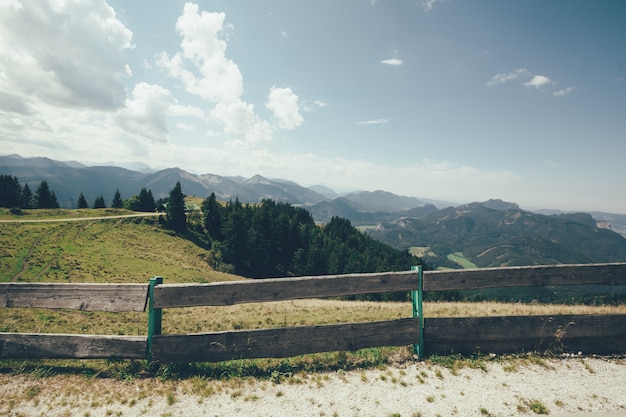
[[1, 0, 625, 214]]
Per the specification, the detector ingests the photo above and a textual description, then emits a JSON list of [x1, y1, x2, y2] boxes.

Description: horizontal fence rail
[[153, 271, 419, 308], [1, 262, 626, 362], [0, 333, 146, 359], [0, 283, 148, 312], [152, 318, 420, 363], [424, 314, 626, 356], [423, 262, 626, 291]]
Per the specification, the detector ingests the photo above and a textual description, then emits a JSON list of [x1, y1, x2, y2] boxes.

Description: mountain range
[[2, 154, 626, 268]]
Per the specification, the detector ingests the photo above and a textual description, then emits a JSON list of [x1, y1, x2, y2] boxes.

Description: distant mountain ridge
[[2, 154, 626, 269], [368, 201, 626, 268]]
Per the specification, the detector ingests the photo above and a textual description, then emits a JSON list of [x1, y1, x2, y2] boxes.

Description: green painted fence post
[[146, 276, 163, 363], [411, 265, 424, 358]]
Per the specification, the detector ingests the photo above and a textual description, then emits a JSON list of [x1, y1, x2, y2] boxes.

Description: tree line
[[199, 193, 421, 283], [0, 175, 59, 209]]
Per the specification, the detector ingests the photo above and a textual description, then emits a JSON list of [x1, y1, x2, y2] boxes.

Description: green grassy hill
[[0, 208, 240, 284]]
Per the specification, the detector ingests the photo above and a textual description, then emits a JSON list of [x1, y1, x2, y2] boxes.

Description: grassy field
[[2, 208, 625, 380], [0, 208, 238, 283], [446, 252, 478, 269]]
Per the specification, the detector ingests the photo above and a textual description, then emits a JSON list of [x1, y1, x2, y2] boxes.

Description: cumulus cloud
[[485, 68, 530, 86], [266, 87, 303, 129], [524, 75, 552, 89], [158, 3, 285, 142], [381, 58, 403, 66], [116, 83, 176, 142], [553, 86, 576, 97], [0, 0, 132, 111]]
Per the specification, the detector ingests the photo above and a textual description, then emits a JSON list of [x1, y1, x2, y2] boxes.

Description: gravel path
[[2, 356, 625, 416]]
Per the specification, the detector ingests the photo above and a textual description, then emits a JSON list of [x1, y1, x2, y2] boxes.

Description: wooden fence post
[[146, 276, 163, 363], [411, 265, 424, 358]]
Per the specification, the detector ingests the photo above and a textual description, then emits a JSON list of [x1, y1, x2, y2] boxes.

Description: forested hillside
[[369, 202, 626, 269], [200, 195, 420, 278]]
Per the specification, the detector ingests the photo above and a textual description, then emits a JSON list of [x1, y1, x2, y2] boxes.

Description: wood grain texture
[[0, 283, 148, 311], [424, 314, 626, 355], [423, 262, 626, 291], [153, 271, 419, 308], [0, 333, 147, 359], [151, 318, 420, 363]]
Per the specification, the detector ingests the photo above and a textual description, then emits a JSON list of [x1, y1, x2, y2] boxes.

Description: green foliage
[[124, 187, 155, 212], [202, 192, 222, 240], [201, 197, 421, 280], [34, 181, 59, 209], [77, 192, 89, 209], [165, 181, 186, 232], [0, 174, 21, 207], [92, 195, 106, 209], [111, 189, 123, 209]]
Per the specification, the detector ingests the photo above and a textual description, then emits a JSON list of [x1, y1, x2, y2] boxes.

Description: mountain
[[341, 190, 428, 213], [368, 201, 626, 269], [0, 155, 327, 209], [3, 155, 626, 270]]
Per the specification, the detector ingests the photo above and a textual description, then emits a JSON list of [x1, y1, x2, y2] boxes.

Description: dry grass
[[3, 299, 625, 336]]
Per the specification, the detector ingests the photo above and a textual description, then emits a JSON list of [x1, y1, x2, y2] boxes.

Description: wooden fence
[[1, 263, 626, 362]]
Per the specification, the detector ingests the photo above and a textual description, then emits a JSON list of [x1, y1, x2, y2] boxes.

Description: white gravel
[[2, 357, 625, 417]]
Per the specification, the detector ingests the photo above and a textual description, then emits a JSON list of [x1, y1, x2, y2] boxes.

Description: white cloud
[[420, 0, 444, 12], [381, 58, 403, 66], [266, 87, 303, 130], [485, 68, 530, 86], [157, 4, 241, 103], [357, 119, 390, 125], [176, 122, 195, 131], [302, 100, 327, 112], [524, 75, 552, 89], [157, 3, 302, 143], [0, 0, 132, 111], [116, 83, 175, 142], [553, 86, 575, 97]]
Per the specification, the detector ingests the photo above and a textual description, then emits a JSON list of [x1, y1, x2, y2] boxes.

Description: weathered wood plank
[[151, 318, 420, 363], [153, 271, 419, 308], [424, 314, 626, 356], [0, 333, 147, 359], [0, 283, 148, 311], [424, 262, 626, 291]]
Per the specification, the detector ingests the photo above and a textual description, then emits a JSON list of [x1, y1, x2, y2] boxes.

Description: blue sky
[[1, 0, 624, 213]]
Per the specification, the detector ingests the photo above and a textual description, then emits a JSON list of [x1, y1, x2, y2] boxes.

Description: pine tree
[[165, 181, 186, 231], [0, 175, 21, 207], [34, 181, 58, 209], [202, 192, 222, 239], [111, 189, 123, 208], [93, 195, 106, 209], [20, 183, 32, 209], [77, 192, 88, 208]]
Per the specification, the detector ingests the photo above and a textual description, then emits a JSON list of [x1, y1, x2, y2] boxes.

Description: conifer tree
[[93, 195, 106, 209], [77, 192, 88, 208], [165, 181, 186, 231], [20, 183, 32, 209], [34, 181, 59, 208], [111, 189, 123, 208]]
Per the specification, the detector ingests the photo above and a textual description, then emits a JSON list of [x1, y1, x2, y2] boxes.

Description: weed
[[520, 398, 549, 414]]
